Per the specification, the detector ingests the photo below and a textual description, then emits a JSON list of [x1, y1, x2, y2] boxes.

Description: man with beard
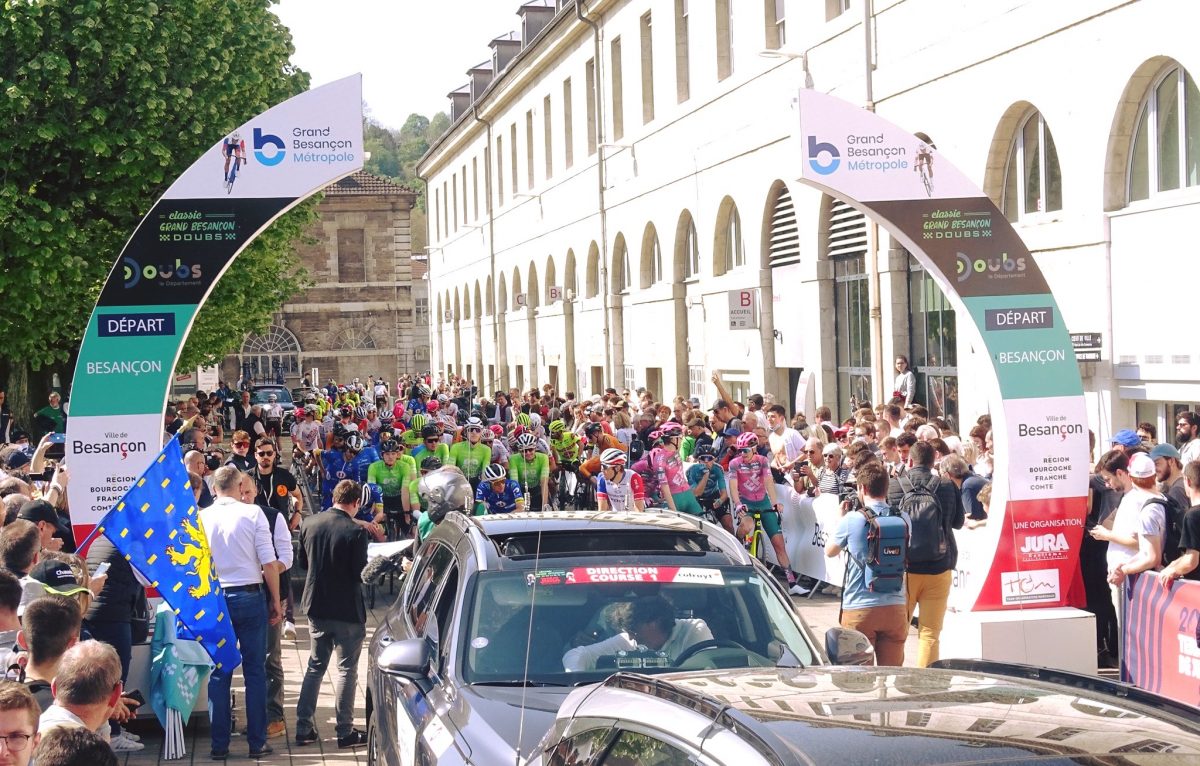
[[1150, 443, 1188, 512], [1177, 411, 1200, 466]]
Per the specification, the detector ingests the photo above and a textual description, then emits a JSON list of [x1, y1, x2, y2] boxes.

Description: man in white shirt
[[765, 405, 806, 473], [1176, 412, 1200, 466], [38, 640, 123, 741], [562, 596, 712, 672], [200, 465, 284, 760], [1091, 451, 1165, 648]]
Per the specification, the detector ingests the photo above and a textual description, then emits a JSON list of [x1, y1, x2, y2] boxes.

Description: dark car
[[527, 663, 1200, 765], [249, 384, 296, 431], [365, 510, 836, 766]]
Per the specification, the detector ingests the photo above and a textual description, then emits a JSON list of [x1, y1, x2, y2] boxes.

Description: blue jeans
[[295, 618, 366, 739], [208, 589, 268, 753]]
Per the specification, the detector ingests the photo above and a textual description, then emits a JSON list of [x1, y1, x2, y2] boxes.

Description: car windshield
[[251, 389, 292, 405], [461, 566, 815, 686]]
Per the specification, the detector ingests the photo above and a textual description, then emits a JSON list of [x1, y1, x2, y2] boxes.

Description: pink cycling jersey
[[650, 447, 690, 495], [729, 455, 772, 502]]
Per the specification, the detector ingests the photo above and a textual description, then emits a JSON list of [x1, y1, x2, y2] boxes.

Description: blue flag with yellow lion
[[95, 438, 242, 671]]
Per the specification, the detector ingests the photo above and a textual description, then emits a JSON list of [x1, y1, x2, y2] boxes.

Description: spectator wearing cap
[[1176, 411, 1200, 466], [1150, 443, 1187, 511], [28, 558, 97, 619], [714, 420, 742, 468], [15, 502, 62, 554], [1110, 428, 1143, 454], [709, 399, 735, 432], [1092, 451, 1166, 643], [2, 450, 31, 478]]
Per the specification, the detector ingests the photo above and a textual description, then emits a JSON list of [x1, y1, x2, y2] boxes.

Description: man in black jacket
[[887, 441, 964, 667], [293, 480, 369, 750]]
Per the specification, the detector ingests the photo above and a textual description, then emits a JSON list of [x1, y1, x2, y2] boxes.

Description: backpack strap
[[898, 475, 914, 494]]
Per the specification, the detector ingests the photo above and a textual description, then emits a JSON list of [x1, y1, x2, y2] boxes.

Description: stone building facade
[[223, 171, 430, 389]]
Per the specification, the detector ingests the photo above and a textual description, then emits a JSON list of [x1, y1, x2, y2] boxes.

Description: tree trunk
[[7, 363, 30, 435]]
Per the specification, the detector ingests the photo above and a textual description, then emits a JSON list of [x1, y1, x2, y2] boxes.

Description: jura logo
[[253, 128, 286, 166], [1019, 533, 1069, 554], [807, 136, 841, 175]]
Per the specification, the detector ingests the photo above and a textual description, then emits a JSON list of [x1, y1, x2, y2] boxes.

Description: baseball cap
[[3, 451, 30, 471], [721, 428, 741, 438], [1111, 429, 1141, 448], [688, 397, 701, 407], [18, 499, 57, 525], [1149, 443, 1182, 461], [29, 560, 88, 597], [709, 399, 730, 412], [1128, 452, 1156, 478]]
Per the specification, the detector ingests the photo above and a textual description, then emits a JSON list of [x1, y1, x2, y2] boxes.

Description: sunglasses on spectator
[[257, 451, 275, 457], [233, 441, 250, 448], [698, 456, 716, 462]]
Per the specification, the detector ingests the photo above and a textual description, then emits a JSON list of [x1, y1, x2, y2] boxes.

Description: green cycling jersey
[[550, 433, 582, 464], [448, 440, 492, 478], [367, 456, 415, 499], [509, 451, 550, 487]]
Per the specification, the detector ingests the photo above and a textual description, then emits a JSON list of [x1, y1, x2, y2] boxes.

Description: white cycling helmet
[[482, 463, 507, 482], [600, 448, 627, 468]]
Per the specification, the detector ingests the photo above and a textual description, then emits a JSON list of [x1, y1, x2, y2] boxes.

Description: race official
[[200, 465, 283, 760]]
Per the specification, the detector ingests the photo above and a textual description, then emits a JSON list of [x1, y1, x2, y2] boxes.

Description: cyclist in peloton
[[595, 448, 646, 512], [344, 431, 381, 485], [579, 422, 626, 486], [728, 432, 797, 588], [367, 438, 417, 538], [449, 416, 492, 493], [474, 462, 525, 515], [222, 131, 245, 184], [319, 426, 353, 510], [509, 433, 550, 512], [649, 421, 704, 517], [687, 443, 731, 532]]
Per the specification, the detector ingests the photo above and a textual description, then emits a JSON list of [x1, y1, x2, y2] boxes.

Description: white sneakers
[[110, 731, 145, 751], [283, 621, 297, 640]]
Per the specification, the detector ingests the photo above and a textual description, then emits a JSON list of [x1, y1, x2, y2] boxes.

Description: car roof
[[576, 668, 1200, 765], [458, 510, 753, 571]]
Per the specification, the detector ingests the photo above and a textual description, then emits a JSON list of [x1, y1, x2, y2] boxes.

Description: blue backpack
[[857, 507, 908, 593]]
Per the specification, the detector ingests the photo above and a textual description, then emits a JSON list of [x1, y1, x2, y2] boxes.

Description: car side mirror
[[825, 627, 874, 665], [378, 638, 432, 678]]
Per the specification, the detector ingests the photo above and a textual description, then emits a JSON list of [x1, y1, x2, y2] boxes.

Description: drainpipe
[[577, 0, 614, 384], [472, 101, 498, 388], [862, 0, 886, 406]]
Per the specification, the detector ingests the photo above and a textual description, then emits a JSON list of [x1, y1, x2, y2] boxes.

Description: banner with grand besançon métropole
[[66, 75, 363, 542], [796, 90, 1091, 612]]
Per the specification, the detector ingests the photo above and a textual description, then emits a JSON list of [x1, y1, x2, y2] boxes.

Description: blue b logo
[[807, 135, 840, 175], [253, 128, 286, 166]]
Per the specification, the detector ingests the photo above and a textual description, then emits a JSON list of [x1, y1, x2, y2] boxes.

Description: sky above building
[[274, 0, 530, 129]]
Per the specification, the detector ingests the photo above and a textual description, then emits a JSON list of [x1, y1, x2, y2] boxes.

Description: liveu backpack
[[857, 506, 909, 593], [898, 474, 948, 564]]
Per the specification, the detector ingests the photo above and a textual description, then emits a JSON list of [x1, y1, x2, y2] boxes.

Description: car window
[[407, 544, 454, 638], [432, 564, 460, 669], [547, 726, 612, 766], [599, 730, 694, 766]]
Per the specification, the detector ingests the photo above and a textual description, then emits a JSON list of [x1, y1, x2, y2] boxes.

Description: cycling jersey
[[475, 480, 524, 514], [649, 447, 690, 495], [410, 441, 450, 465], [686, 463, 727, 500], [449, 441, 492, 479], [596, 469, 645, 512], [407, 398, 428, 415], [550, 433, 582, 464], [729, 455, 772, 503], [367, 457, 415, 499], [291, 420, 322, 452], [508, 452, 549, 487], [320, 450, 353, 509], [346, 446, 381, 484]]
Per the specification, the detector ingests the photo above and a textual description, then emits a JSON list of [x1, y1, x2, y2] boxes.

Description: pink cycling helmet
[[736, 432, 759, 450], [659, 421, 683, 437], [489, 424, 504, 437]]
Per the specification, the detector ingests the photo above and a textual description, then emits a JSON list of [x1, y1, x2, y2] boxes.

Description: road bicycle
[[224, 154, 243, 194], [550, 462, 580, 510], [737, 506, 774, 571]]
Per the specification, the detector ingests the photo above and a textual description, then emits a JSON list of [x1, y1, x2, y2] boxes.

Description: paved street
[[114, 574, 857, 765]]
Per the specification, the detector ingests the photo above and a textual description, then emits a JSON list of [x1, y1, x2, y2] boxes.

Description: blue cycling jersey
[[321, 450, 353, 510], [475, 480, 523, 514], [346, 446, 380, 483]]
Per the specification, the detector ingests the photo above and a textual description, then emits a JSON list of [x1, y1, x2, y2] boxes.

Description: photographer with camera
[[183, 451, 216, 508]]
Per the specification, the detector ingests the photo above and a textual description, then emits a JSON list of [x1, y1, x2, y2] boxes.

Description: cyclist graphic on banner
[[223, 131, 247, 193]]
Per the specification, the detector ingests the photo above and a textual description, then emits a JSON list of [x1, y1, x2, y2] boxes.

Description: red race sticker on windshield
[[568, 567, 724, 585]]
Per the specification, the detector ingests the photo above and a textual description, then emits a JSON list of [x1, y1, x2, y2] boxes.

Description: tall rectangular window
[[472, 156, 479, 220], [525, 110, 535, 189], [543, 95, 553, 179], [442, 181, 449, 236], [640, 13, 655, 124], [765, 0, 786, 49], [610, 37, 624, 141], [337, 228, 365, 282], [433, 188, 441, 241], [585, 58, 598, 155], [495, 135, 504, 206], [675, 0, 690, 103], [461, 164, 468, 225], [563, 77, 574, 168], [826, 0, 851, 21], [715, 0, 733, 81], [510, 123, 518, 196], [451, 174, 458, 232], [688, 366, 704, 398]]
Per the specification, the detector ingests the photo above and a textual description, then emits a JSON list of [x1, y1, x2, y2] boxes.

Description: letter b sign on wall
[[728, 289, 758, 330]]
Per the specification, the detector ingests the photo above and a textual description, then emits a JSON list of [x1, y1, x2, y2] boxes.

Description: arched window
[[766, 182, 801, 267], [715, 198, 744, 275], [640, 224, 662, 288], [240, 325, 301, 383], [1130, 65, 1200, 202], [331, 326, 377, 350], [825, 196, 870, 417], [585, 243, 600, 298], [612, 235, 631, 293], [676, 211, 701, 280], [1002, 110, 1062, 220]]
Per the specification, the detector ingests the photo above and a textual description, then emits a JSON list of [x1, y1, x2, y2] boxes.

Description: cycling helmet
[[465, 416, 484, 432], [345, 433, 365, 452], [418, 384, 432, 397], [229, 130, 241, 142], [660, 421, 684, 437], [693, 443, 717, 460], [736, 432, 759, 451], [420, 424, 441, 439], [427, 400, 440, 413], [381, 439, 401, 453], [515, 433, 536, 450], [583, 422, 604, 437], [339, 405, 354, 418], [420, 456, 443, 471], [515, 412, 532, 427], [482, 463, 507, 482], [600, 448, 627, 467], [304, 393, 317, 402], [338, 385, 347, 394], [267, 393, 277, 402], [549, 419, 565, 435], [331, 425, 350, 441], [438, 393, 451, 402], [418, 468, 471, 523], [410, 414, 428, 431], [489, 424, 504, 437]]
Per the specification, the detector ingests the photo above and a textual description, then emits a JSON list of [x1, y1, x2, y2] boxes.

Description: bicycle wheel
[[753, 526, 773, 568]]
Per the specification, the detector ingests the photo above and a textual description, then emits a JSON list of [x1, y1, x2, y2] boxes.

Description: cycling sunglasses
[[697, 455, 716, 462], [522, 448, 536, 453]]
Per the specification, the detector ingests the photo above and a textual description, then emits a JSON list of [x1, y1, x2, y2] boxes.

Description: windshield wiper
[[471, 680, 567, 687]]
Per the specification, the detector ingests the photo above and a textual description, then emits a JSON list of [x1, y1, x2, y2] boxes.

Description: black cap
[[4, 451, 30, 471], [18, 499, 57, 525], [29, 560, 80, 592], [709, 399, 730, 412]]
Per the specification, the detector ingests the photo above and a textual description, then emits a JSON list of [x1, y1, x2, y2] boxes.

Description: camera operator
[[183, 451, 216, 508]]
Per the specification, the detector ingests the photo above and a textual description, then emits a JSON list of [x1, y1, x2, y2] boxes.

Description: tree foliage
[[0, 0, 312, 381], [363, 108, 451, 257]]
